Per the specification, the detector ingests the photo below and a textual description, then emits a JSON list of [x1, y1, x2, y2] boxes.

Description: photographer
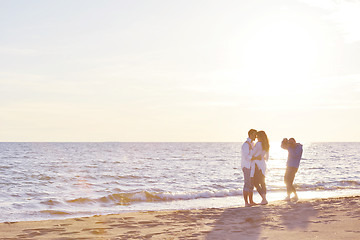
[[281, 138, 303, 201]]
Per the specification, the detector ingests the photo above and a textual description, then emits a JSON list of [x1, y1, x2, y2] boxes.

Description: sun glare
[[241, 13, 320, 95]]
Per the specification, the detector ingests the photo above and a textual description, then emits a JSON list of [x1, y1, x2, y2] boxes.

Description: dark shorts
[[284, 167, 298, 185], [242, 167, 254, 192]]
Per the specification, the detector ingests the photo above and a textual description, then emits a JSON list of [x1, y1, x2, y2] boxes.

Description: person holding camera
[[281, 138, 303, 201]]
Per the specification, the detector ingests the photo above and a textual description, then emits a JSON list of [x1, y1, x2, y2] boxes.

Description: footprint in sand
[[144, 232, 163, 238], [95, 221, 114, 224], [17, 231, 43, 238], [82, 227, 112, 235], [56, 223, 72, 227], [111, 223, 139, 228], [59, 231, 81, 235], [17, 227, 66, 239]]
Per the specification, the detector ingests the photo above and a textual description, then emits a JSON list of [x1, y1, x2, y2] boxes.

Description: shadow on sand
[[205, 200, 318, 240]]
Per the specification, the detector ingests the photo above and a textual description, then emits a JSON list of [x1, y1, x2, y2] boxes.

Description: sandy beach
[[0, 195, 359, 240]]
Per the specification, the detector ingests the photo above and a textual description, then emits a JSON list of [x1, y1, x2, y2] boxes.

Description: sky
[[1, 0, 360, 142]]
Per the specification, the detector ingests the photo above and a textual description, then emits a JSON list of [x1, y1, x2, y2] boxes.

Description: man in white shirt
[[241, 129, 257, 206]]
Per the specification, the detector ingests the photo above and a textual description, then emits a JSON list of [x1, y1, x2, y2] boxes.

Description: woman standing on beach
[[250, 131, 270, 205]]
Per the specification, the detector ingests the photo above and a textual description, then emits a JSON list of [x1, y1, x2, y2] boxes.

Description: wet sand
[[1, 195, 359, 239]]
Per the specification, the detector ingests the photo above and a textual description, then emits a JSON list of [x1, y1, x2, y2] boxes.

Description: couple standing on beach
[[241, 129, 270, 206], [241, 129, 303, 207]]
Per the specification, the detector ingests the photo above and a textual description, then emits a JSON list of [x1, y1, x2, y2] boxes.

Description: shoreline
[[3, 189, 359, 224], [1, 195, 359, 239]]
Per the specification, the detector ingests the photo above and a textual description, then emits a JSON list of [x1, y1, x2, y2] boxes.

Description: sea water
[[0, 142, 359, 222]]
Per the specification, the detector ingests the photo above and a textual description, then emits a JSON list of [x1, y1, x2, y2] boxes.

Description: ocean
[[0, 142, 359, 223]]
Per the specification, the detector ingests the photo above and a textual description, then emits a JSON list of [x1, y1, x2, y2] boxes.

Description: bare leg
[[284, 167, 298, 200], [260, 182, 268, 205], [292, 187, 298, 201], [243, 191, 250, 206], [252, 177, 261, 198], [249, 191, 256, 205]]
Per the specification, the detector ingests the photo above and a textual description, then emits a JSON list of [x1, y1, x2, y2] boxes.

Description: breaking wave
[[66, 189, 244, 206], [63, 180, 360, 206]]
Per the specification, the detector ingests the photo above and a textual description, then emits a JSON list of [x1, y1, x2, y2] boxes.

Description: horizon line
[[0, 141, 359, 143]]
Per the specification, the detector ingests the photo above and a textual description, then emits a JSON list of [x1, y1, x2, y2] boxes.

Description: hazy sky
[[1, 0, 360, 142]]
